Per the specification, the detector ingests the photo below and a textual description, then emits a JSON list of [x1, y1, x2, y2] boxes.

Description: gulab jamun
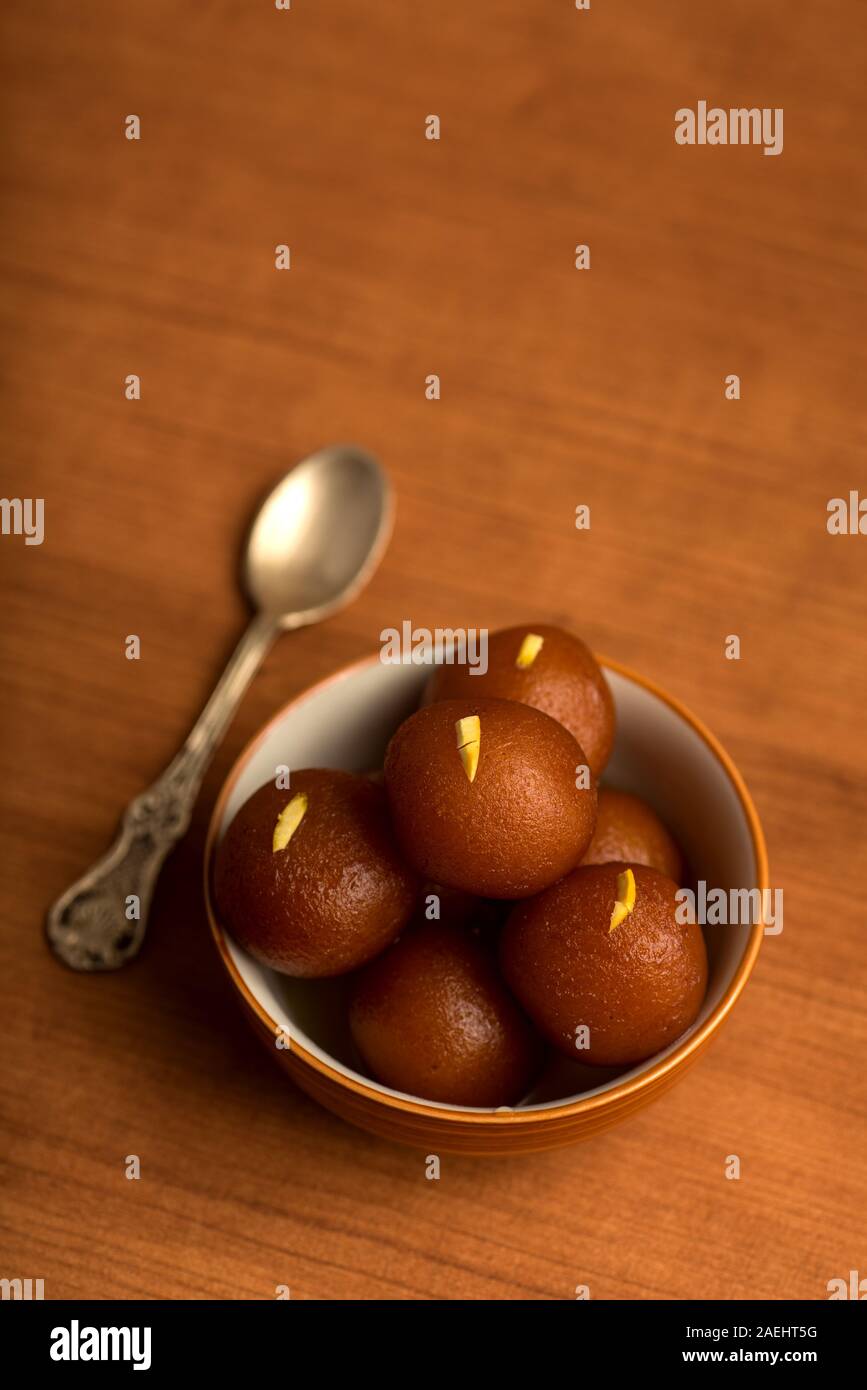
[[349, 920, 544, 1107], [500, 863, 707, 1066], [214, 769, 418, 977], [425, 624, 615, 778], [582, 787, 683, 880], [384, 697, 597, 898]]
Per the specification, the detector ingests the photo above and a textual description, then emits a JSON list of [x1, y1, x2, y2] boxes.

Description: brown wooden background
[[1, 0, 865, 1301]]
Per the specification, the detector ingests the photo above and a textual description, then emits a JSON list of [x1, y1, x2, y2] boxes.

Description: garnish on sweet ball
[[384, 696, 597, 898], [581, 787, 683, 880], [425, 623, 616, 778], [349, 920, 544, 1107], [500, 863, 707, 1066], [214, 769, 418, 977]]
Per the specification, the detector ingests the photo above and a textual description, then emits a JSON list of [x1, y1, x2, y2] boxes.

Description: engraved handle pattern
[[46, 615, 275, 970]]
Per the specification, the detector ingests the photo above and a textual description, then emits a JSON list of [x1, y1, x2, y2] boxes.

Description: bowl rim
[[203, 652, 768, 1126]]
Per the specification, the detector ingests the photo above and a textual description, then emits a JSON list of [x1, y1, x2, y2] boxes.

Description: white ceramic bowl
[[205, 655, 767, 1154]]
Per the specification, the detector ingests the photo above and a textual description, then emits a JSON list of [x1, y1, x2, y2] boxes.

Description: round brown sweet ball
[[582, 787, 683, 880], [349, 920, 544, 1107], [384, 697, 597, 898], [213, 769, 418, 977], [500, 863, 707, 1067], [425, 624, 615, 778]]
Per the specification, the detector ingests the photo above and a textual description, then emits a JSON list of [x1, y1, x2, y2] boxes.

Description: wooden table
[[2, 0, 865, 1301]]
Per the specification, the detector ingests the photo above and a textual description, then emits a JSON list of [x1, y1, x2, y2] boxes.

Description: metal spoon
[[46, 443, 393, 971]]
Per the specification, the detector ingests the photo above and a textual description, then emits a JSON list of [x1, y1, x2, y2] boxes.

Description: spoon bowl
[[244, 444, 393, 627]]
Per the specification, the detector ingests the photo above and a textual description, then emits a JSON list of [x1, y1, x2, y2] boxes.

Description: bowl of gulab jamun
[[204, 625, 767, 1154]]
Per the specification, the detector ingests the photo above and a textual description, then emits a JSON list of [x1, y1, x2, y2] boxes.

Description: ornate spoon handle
[[46, 614, 276, 970]]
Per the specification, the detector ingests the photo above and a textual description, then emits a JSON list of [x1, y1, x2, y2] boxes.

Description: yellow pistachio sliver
[[272, 792, 308, 852], [609, 867, 636, 932], [515, 632, 544, 669], [455, 715, 481, 783]]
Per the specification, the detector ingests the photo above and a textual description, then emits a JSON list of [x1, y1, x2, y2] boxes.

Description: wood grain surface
[[1, 0, 865, 1301]]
